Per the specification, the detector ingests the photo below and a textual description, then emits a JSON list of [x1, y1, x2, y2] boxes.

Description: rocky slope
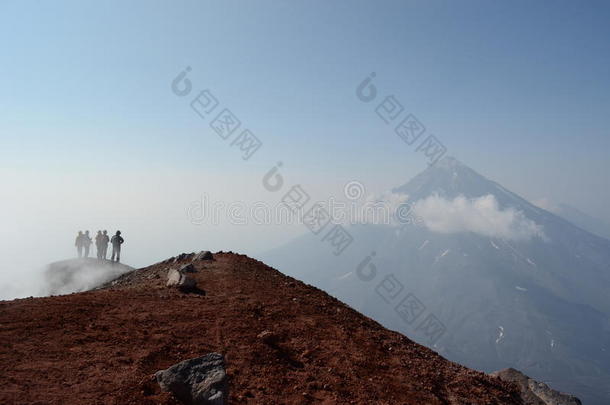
[[0, 252, 525, 404], [491, 369, 582, 405]]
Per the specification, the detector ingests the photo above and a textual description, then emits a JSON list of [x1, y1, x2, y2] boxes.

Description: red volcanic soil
[[0, 253, 522, 404]]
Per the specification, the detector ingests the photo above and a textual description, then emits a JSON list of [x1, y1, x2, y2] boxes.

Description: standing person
[[95, 231, 104, 259], [75, 231, 84, 258], [101, 230, 110, 260], [111, 231, 124, 262], [83, 231, 93, 258]]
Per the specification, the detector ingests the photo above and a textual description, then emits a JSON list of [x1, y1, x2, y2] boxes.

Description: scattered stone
[[166, 268, 197, 292], [155, 353, 228, 405], [193, 251, 214, 261], [257, 330, 280, 346], [491, 368, 581, 405], [166, 268, 181, 286], [173, 253, 194, 264], [180, 263, 197, 273]]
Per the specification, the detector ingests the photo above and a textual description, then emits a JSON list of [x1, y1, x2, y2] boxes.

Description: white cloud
[[412, 194, 545, 241]]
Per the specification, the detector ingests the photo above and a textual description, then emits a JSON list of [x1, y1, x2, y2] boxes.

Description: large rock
[[166, 268, 197, 291], [155, 353, 228, 405], [173, 253, 194, 263], [193, 251, 214, 261], [180, 263, 197, 273], [491, 368, 581, 405]]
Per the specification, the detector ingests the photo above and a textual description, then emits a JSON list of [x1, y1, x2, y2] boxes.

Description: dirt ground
[[0, 252, 523, 404]]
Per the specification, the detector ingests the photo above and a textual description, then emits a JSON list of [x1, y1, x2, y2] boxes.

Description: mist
[[413, 194, 546, 241], [41, 259, 134, 296], [0, 167, 309, 300]]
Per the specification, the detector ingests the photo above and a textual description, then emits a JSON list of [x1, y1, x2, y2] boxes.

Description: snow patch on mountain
[[496, 326, 505, 344], [336, 272, 353, 281], [412, 194, 546, 241], [433, 249, 451, 264]]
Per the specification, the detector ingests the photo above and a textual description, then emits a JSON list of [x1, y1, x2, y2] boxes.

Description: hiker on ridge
[[110, 231, 124, 262], [95, 231, 104, 259], [101, 230, 110, 260], [82, 231, 93, 258], [75, 231, 85, 258]]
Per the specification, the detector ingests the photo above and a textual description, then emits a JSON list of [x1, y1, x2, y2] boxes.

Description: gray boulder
[[155, 353, 228, 405], [180, 263, 197, 273], [193, 251, 214, 261], [166, 268, 197, 291], [491, 368, 581, 405], [173, 253, 194, 263]]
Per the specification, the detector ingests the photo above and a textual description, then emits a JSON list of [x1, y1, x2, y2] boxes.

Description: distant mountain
[[263, 157, 610, 405], [551, 203, 610, 241]]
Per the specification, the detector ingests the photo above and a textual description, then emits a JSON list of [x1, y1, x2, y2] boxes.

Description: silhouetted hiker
[[111, 231, 124, 262], [83, 231, 93, 258], [75, 231, 84, 258], [95, 231, 104, 259], [101, 230, 110, 260]]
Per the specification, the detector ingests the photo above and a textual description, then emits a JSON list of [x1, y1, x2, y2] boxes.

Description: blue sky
[[1, 0, 610, 291], [2, 0, 609, 198]]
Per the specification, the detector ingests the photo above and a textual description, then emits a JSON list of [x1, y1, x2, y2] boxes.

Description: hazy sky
[[1, 0, 609, 298]]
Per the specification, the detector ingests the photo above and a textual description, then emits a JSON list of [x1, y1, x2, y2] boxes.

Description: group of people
[[75, 230, 125, 262]]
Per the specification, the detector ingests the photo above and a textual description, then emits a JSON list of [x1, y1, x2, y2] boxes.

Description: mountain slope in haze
[[262, 157, 610, 405], [0, 252, 524, 405], [549, 203, 610, 241]]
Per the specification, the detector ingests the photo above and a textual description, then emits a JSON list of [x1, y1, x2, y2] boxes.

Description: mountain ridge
[[0, 252, 525, 405]]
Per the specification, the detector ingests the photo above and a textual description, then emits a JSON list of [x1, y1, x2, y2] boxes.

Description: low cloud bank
[[42, 259, 133, 296], [0, 259, 132, 301], [412, 194, 545, 241]]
